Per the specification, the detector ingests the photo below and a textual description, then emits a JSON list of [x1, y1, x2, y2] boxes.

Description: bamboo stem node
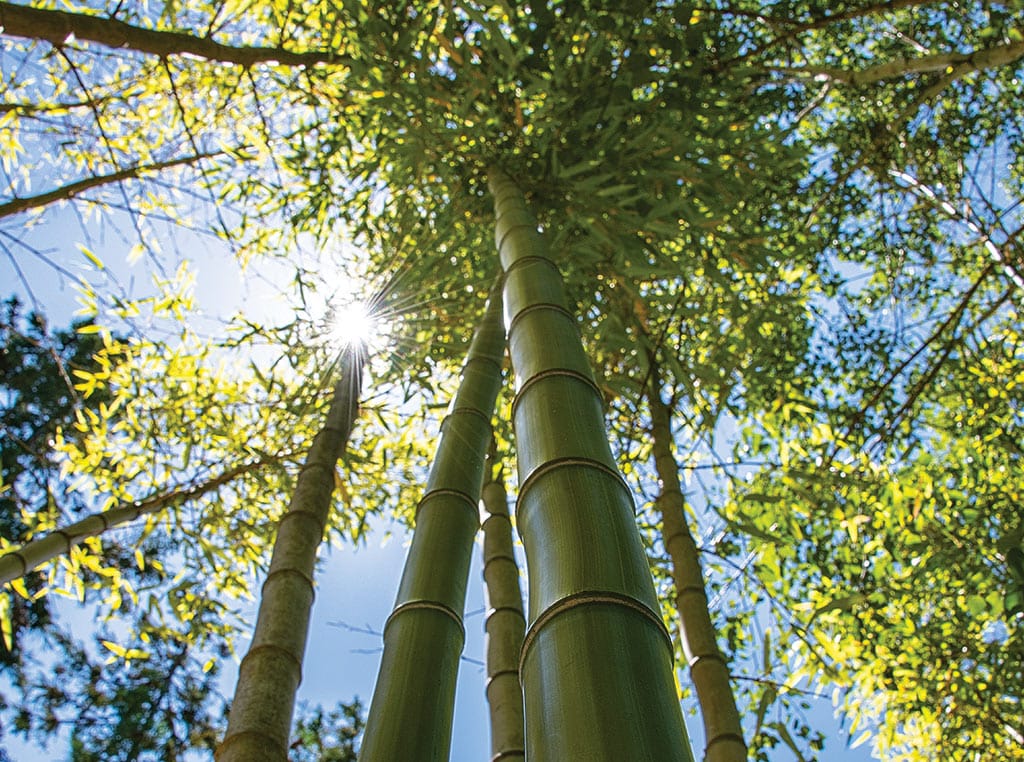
[[675, 583, 710, 600], [496, 221, 541, 256], [503, 254, 561, 277], [506, 303, 579, 337], [485, 605, 526, 623], [705, 733, 748, 754], [519, 590, 672, 673], [484, 668, 522, 693], [237, 641, 305, 676], [260, 566, 316, 598], [442, 407, 493, 427], [515, 456, 632, 517], [490, 750, 527, 762], [273, 507, 326, 538], [687, 651, 730, 670], [481, 553, 519, 576], [510, 368, 603, 420], [383, 599, 465, 641], [415, 488, 479, 522]]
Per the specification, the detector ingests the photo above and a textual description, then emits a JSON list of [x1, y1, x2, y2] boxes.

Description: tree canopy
[[1, 0, 1022, 759]]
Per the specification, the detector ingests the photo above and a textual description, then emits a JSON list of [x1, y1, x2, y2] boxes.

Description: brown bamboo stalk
[[480, 439, 526, 762], [0, 1, 344, 67], [646, 356, 746, 762], [217, 350, 362, 762], [0, 461, 257, 585]]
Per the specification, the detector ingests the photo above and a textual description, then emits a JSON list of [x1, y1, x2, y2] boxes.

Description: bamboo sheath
[[647, 360, 746, 762], [358, 282, 506, 762], [488, 167, 695, 761], [217, 350, 363, 762], [0, 462, 254, 586], [481, 442, 526, 762]]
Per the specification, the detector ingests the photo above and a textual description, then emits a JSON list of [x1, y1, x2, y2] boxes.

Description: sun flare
[[330, 301, 377, 349]]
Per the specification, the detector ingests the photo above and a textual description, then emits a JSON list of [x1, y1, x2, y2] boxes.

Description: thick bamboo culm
[[647, 358, 746, 762], [358, 281, 506, 762], [488, 166, 695, 761], [480, 440, 526, 762], [217, 349, 363, 762]]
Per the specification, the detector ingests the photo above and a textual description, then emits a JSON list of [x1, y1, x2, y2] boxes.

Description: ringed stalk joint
[[261, 565, 317, 597], [502, 254, 561, 277], [491, 750, 527, 762], [705, 733, 748, 754], [675, 583, 709, 600], [515, 456, 632, 518], [383, 599, 465, 641], [496, 221, 541, 258], [415, 488, 479, 522], [482, 553, 519, 576], [442, 406, 493, 427], [506, 303, 579, 338], [510, 368, 603, 421], [519, 590, 673, 674], [485, 668, 521, 692], [237, 641, 304, 677], [687, 651, 729, 669]]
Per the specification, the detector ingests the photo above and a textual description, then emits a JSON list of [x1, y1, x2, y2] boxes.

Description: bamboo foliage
[[358, 280, 506, 762], [646, 356, 746, 762], [488, 166, 694, 761], [217, 349, 363, 762], [480, 439, 526, 762]]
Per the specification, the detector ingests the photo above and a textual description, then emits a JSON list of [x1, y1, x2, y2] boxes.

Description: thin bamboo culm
[[0, 462, 255, 586], [480, 439, 526, 762], [646, 357, 746, 762], [358, 280, 506, 762], [488, 166, 695, 761], [217, 349, 363, 762]]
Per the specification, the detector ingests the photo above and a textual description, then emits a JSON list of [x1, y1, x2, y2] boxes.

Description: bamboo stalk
[[646, 357, 746, 762], [488, 166, 694, 761], [0, 461, 257, 586], [217, 349, 362, 762], [358, 280, 506, 762], [481, 439, 526, 762]]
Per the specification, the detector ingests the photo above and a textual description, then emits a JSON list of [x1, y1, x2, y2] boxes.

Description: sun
[[330, 300, 377, 350]]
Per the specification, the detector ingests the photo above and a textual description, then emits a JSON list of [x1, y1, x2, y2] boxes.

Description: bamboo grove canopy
[[1, 1, 1023, 759]]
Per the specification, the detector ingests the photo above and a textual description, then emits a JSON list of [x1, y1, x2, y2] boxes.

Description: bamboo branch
[[0, 152, 223, 219], [0, 461, 257, 586], [889, 168, 1024, 291], [0, 1, 344, 67], [775, 34, 1024, 85]]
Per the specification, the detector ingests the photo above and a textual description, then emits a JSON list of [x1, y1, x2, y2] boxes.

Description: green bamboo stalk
[[358, 281, 506, 762], [217, 349, 362, 762], [0, 461, 257, 586], [480, 439, 526, 762], [646, 356, 746, 762], [488, 166, 694, 761]]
